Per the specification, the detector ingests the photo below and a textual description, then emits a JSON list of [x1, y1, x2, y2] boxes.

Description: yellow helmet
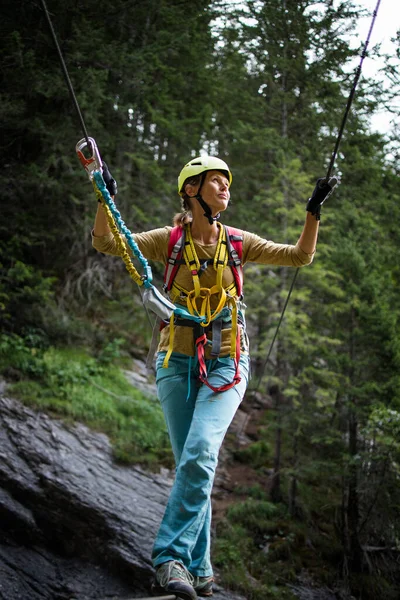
[[178, 156, 232, 196]]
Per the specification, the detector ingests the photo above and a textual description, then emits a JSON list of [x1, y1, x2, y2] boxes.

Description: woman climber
[[92, 156, 336, 600]]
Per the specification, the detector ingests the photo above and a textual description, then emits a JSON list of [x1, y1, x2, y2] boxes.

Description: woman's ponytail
[[173, 209, 192, 227], [173, 173, 202, 227]]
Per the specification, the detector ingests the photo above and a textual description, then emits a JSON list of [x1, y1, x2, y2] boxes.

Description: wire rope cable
[[325, 0, 382, 180], [252, 0, 382, 392], [39, 0, 91, 149]]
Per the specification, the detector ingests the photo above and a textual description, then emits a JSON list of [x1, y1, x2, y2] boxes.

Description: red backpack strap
[[225, 225, 244, 298], [163, 226, 186, 292]]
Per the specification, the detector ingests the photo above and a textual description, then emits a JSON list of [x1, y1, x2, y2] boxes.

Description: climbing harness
[[252, 0, 383, 392], [40, 0, 245, 392], [160, 222, 247, 392], [164, 224, 243, 298]]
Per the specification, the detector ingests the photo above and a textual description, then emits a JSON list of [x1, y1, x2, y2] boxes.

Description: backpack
[[163, 224, 244, 298]]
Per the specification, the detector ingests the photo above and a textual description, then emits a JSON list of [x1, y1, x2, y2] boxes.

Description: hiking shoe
[[152, 560, 197, 600], [192, 575, 214, 597]]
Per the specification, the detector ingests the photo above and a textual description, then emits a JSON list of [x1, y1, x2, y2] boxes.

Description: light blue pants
[[152, 351, 250, 577]]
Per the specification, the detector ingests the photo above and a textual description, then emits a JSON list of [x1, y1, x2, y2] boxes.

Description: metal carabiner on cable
[[76, 137, 102, 180]]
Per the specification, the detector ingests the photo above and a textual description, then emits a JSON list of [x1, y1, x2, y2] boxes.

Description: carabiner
[[76, 137, 102, 180]]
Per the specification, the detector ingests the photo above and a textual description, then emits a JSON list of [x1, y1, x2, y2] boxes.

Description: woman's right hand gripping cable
[[102, 161, 118, 197]]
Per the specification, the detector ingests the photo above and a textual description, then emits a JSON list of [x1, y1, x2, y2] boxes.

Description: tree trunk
[[347, 408, 363, 571], [269, 385, 283, 503], [288, 436, 298, 517], [344, 307, 363, 572]]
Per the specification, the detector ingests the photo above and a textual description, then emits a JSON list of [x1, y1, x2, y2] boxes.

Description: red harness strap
[[163, 226, 185, 292], [224, 225, 244, 299], [195, 326, 242, 393], [164, 224, 244, 296]]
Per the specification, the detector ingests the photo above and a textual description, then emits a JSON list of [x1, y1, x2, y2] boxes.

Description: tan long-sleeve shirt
[[92, 226, 314, 357]]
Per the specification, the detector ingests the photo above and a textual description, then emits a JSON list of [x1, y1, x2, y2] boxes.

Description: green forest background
[[1, 1, 400, 599]]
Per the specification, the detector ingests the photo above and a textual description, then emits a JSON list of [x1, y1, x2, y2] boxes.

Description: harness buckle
[[76, 137, 103, 180]]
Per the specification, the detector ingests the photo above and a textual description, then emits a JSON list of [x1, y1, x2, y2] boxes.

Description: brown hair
[[172, 174, 203, 227]]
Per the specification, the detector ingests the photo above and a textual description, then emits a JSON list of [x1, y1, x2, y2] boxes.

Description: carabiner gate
[[76, 137, 102, 180]]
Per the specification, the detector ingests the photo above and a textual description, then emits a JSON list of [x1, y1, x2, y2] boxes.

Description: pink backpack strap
[[163, 226, 185, 292], [225, 225, 244, 298]]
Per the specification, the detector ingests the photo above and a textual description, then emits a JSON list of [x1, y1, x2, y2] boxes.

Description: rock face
[[0, 392, 245, 600]]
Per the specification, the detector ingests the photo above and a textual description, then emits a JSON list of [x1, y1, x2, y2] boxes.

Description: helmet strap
[[195, 172, 219, 225], [186, 171, 225, 225], [195, 194, 220, 225]]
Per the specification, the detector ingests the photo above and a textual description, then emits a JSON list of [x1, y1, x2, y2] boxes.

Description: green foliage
[[226, 498, 284, 531], [234, 439, 272, 469], [0, 335, 172, 468], [0, 260, 56, 333], [0, 332, 47, 378], [233, 483, 268, 500], [215, 506, 308, 599], [213, 522, 252, 569], [96, 337, 126, 365], [213, 521, 298, 600]]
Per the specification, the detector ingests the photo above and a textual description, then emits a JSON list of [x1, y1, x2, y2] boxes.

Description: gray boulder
[[0, 392, 246, 600]]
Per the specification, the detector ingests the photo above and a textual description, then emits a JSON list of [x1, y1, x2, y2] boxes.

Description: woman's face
[[186, 170, 230, 216]]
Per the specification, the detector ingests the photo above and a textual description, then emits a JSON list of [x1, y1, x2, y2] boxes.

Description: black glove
[[306, 176, 338, 220], [102, 161, 118, 196]]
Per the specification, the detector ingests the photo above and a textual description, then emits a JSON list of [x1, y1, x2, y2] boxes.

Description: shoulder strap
[[165, 224, 244, 297], [163, 226, 185, 292], [225, 225, 244, 298]]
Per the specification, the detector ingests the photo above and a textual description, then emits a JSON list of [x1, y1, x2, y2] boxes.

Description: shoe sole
[[151, 583, 197, 600]]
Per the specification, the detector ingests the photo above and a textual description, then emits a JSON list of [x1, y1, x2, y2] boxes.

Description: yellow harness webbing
[[163, 223, 239, 368]]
